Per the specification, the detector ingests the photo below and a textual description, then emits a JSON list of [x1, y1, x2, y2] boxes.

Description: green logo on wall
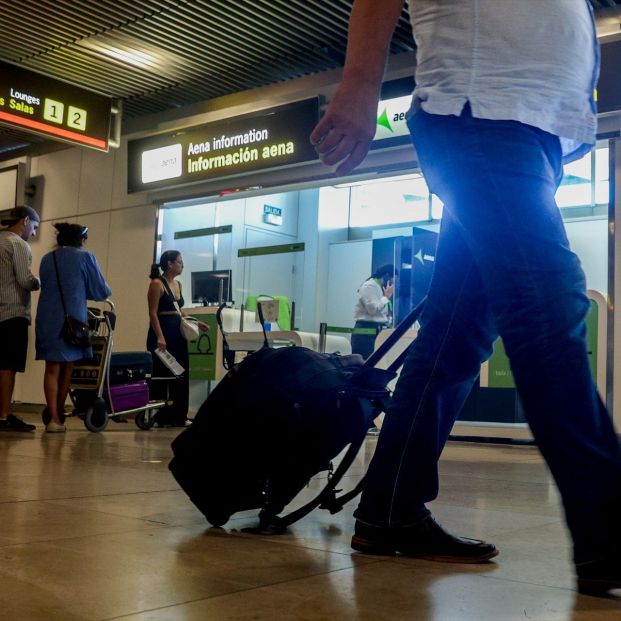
[[188, 314, 219, 381], [377, 108, 393, 132]]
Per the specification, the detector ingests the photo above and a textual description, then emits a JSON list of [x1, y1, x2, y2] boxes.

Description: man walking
[[0, 205, 40, 431], [311, 0, 621, 596]]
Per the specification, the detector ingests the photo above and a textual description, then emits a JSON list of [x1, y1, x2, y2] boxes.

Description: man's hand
[[309, 0, 403, 175], [310, 81, 378, 175]]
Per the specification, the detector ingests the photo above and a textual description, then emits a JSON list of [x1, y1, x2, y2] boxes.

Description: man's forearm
[[342, 0, 405, 90], [310, 0, 405, 174]]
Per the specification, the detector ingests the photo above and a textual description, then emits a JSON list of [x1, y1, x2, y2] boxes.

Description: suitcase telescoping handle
[[256, 301, 270, 349], [256, 299, 426, 533], [363, 297, 426, 373], [216, 303, 236, 370]]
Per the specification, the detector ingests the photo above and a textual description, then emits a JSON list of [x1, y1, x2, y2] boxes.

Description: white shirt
[[354, 278, 391, 324], [408, 0, 598, 163]]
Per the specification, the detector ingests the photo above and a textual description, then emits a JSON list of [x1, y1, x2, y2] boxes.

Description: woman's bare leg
[[43, 362, 61, 424], [57, 362, 74, 419]]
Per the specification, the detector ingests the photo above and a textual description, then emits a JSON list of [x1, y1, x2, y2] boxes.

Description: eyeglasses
[[81, 226, 89, 239]]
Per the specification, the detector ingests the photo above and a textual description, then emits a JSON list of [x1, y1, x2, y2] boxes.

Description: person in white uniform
[[351, 263, 395, 359], [311, 0, 621, 596]]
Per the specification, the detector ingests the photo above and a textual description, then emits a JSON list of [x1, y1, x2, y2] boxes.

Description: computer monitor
[[191, 270, 232, 305]]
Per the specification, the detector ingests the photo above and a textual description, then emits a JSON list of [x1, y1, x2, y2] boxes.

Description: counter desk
[[186, 306, 351, 381]]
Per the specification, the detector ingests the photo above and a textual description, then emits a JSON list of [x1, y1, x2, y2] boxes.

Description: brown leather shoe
[[351, 515, 498, 563], [577, 559, 621, 597]]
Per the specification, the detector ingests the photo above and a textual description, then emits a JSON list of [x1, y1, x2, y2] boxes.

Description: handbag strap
[[160, 277, 182, 314], [52, 251, 68, 316]]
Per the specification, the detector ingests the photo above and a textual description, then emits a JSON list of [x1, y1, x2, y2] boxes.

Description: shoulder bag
[[52, 251, 92, 348], [160, 278, 200, 342]]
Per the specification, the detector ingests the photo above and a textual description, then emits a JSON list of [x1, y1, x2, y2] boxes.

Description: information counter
[[186, 306, 351, 381]]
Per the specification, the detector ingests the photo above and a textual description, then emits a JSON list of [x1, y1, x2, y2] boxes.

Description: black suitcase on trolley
[[169, 300, 424, 532], [109, 352, 153, 385]]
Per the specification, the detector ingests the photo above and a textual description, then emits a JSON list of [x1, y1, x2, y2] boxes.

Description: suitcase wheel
[[204, 509, 232, 527], [135, 409, 156, 430]]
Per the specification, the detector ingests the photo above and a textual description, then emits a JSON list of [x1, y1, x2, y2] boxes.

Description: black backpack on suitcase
[[169, 300, 424, 532]]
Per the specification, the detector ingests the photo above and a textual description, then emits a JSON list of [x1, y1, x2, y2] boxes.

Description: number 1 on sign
[[43, 98, 64, 124]]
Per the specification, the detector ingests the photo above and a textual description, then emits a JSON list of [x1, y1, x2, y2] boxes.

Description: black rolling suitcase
[[169, 299, 424, 532], [108, 352, 153, 385]]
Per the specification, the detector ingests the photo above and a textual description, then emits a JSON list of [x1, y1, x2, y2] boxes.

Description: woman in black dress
[[147, 250, 207, 427]]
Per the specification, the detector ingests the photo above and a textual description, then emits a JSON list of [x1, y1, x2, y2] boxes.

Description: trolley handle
[[102, 299, 116, 331], [87, 299, 116, 333]]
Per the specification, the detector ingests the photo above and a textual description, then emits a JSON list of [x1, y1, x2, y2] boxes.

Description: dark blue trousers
[[355, 105, 621, 564]]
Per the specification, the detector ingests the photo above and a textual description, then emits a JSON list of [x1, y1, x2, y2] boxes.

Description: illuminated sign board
[[0, 60, 113, 151], [127, 99, 319, 193], [373, 95, 412, 144]]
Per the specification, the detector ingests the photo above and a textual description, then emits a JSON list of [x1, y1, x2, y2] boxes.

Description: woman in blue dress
[[36, 223, 111, 432]]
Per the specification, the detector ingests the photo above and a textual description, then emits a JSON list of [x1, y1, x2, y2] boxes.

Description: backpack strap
[[52, 251, 68, 317], [250, 395, 385, 533]]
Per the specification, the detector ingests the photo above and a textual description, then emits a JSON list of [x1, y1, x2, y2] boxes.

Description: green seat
[[245, 294, 292, 331]]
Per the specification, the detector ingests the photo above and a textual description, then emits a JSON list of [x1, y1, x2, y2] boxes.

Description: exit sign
[[263, 204, 283, 226]]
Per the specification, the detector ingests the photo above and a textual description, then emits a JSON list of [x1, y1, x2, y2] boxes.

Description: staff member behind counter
[[351, 264, 395, 359]]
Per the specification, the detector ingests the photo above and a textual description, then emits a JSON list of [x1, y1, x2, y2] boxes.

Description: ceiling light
[[78, 39, 157, 68]]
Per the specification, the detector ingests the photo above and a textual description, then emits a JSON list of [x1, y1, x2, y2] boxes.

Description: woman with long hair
[[36, 223, 111, 432], [147, 250, 207, 427]]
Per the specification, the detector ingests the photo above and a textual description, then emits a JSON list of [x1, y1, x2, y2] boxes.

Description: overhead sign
[[0, 60, 113, 151], [128, 98, 319, 193], [373, 95, 412, 143]]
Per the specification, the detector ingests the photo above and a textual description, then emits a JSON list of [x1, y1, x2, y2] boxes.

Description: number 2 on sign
[[67, 106, 87, 131]]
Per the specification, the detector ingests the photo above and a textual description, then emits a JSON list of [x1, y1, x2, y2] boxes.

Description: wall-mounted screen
[[191, 270, 232, 305]]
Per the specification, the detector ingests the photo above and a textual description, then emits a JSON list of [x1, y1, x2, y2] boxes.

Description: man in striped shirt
[[0, 205, 40, 432]]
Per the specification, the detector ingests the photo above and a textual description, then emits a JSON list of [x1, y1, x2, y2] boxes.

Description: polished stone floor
[[1, 411, 621, 621]]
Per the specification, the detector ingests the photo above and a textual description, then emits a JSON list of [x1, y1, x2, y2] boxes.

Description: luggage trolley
[[42, 300, 166, 432]]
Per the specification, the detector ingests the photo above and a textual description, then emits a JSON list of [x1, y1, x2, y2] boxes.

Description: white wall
[[565, 218, 608, 296], [159, 202, 217, 302], [294, 186, 351, 332], [326, 239, 372, 330], [162, 191, 301, 312]]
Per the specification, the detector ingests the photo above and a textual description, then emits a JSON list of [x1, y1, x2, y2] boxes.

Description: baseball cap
[[1, 205, 40, 226]]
